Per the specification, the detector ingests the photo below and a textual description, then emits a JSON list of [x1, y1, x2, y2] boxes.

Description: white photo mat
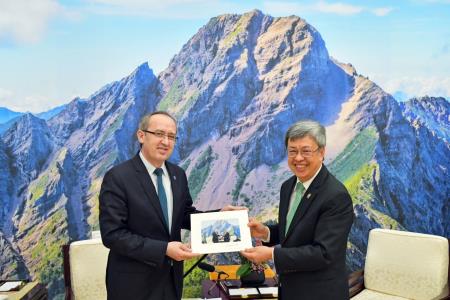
[[191, 210, 252, 254]]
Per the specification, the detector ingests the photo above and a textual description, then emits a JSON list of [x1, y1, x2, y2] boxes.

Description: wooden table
[[208, 265, 275, 280], [0, 281, 47, 300], [202, 278, 278, 299]]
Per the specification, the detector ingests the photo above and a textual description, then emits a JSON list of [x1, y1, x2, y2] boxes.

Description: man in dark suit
[[242, 120, 354, 300], [99, 111, 241, 300]]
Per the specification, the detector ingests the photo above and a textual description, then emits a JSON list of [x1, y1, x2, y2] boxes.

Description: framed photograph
[[191, 210, 252, 254]]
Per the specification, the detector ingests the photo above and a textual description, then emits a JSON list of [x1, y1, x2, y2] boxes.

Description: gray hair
[[284, 120, 326, 148], [138, 111, 177, 131]]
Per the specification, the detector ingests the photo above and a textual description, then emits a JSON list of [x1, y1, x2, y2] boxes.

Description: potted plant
[[236, 240, 266, 286]]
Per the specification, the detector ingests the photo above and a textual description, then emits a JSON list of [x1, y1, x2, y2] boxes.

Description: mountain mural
[[0, 107, 22, 124], [201, 219, 240, 243], [0, 105, 68, 134], [0, 10, 448, 299]]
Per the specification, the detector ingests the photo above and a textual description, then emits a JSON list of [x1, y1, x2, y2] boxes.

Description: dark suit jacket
[[267, 165, 354, 300], [99, 154, 199, 300]]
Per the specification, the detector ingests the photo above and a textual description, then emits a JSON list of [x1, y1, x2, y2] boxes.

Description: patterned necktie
[[286, 182, 305, 231], [154, 168, 169, 228]]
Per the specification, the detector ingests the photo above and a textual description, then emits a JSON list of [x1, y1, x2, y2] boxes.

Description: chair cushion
[[69, 238, 109, 300], [352, 289, 410, 300], [364, 229, 449, 300]]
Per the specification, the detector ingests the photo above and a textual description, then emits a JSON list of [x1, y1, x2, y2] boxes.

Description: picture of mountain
[[0, 8, 448, 299], [201, 219, 241, 244]]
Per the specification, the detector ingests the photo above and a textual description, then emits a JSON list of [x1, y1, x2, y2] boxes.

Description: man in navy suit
[[100, 111, 242, 300], [242, 120, 354, 300]]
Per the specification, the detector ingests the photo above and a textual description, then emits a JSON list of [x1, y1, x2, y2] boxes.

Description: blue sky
[[0, 0, 449, 112]]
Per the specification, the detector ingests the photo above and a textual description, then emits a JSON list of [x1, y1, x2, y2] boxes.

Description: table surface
[[202, 278, 278, 299], [208, 265, 275, 280]]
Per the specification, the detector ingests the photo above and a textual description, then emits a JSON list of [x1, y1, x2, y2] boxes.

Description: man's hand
[[240, 246, 273, 264], [166, 242, 199, 261], [248, 217, 269, 240], [220, 205, 248, 211]]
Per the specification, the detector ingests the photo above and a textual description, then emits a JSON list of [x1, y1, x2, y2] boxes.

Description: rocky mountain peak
[[126, 62, 156, 93], [3, 113, 52, 146], [157, 10, 340, 167], [400, 96, 449, 141], [2, 113, 54, 181], [48, 98, 88, 144], [1, 10, 448, 298], [0, 107, 22, 124], [4, 113, 44, 133], [0, 138, 11, 228], [0, 231, 28, 280]]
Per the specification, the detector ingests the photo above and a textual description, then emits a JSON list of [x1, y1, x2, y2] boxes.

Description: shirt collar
[[297, 164, 322, 191], [139, 151, 168, 176]]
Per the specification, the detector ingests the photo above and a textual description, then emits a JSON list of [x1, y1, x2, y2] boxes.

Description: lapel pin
[[307, 193, 311, 199], [173, 175, 176, 180]]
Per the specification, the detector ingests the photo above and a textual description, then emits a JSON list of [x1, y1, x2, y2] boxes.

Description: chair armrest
[[348, 269, 364, 298], [64, 286, 75, 300], [62, 244, 72, 300], [443, 239, 450, 300]]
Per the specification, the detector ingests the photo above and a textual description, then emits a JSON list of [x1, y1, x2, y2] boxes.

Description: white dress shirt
[[139, 152, 173, 232], [266, 165, 323, 261], [287, 165, 322, 213]]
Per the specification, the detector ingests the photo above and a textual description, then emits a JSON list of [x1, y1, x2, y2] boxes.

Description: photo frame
[[191, 210, 252, 254]]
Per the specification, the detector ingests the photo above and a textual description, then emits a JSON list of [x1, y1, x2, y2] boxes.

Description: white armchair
[[349, 229, 449, 300], [63, 238, 109, 300]]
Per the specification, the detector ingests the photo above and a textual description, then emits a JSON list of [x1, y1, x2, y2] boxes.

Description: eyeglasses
[[287, 147, 320, 158], [142, 130, 178, 142]]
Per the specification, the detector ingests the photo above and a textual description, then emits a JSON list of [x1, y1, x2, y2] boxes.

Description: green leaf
[[236, 263, 251, 277]]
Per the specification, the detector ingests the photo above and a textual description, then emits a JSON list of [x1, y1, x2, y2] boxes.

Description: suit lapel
[[132, 155, 170, 235], [283, 165, 329, 241], [165, 162, 182, 236], [279, 176, 296, 240]]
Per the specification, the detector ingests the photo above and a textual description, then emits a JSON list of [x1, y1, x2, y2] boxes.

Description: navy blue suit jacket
[[99, 154, 199, 300], [267, 165, 354, 300]]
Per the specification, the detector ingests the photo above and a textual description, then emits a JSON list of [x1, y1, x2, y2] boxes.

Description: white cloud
[[314, 1, 363, 15], [85, 0, 244, 19], [263, 1, 393, 17], [21, 95, 59, 113], [0, 87, 13, 99], [0, 88, 20, 111], [0, 87, 15, 108], [371, 7, 393, 16], [262, 1, 307, 16], [88, 0, 181, 13], [9, 94, 59, 113], [415, 0, 450, 4], [374, 75, 450, 99], [0, 0, 65, 44], [90, 0, 207, 6], [87, 0, 391, 18], [0, 87, 63, 113]]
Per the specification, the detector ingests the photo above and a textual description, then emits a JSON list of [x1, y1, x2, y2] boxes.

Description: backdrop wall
[[0, 9, 448, 299]]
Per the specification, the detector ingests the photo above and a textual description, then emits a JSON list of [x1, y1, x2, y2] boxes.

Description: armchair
[[349, 229, 449, 300], [62, 238, 109, 300]]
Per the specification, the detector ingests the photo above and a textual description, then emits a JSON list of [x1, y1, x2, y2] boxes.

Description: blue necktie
[[154, 168, 169, 228]]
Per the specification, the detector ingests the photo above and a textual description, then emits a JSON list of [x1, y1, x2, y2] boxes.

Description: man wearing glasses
[[242, 120, 354, 300], [100, 111, 242, 300]]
